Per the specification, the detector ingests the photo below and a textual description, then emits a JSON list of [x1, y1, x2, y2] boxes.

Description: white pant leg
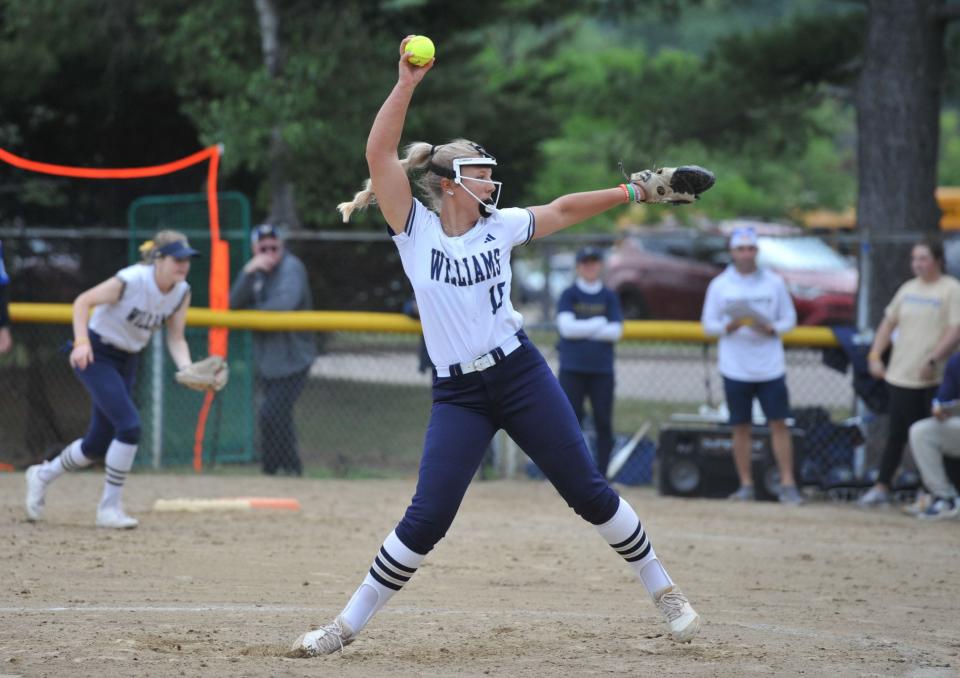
[[909, 416, 960, 498]]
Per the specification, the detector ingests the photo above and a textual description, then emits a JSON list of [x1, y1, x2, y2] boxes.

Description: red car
[[604, 225, 857, 326]]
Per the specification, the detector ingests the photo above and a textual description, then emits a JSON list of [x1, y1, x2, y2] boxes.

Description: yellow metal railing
[[9, 303, 839, 346]]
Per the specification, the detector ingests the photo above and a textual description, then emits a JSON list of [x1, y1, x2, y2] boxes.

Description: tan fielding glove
[[175, 355, 229, 392]]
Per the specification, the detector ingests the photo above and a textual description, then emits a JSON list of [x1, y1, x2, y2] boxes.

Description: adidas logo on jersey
[[484, 234, 496, 243]]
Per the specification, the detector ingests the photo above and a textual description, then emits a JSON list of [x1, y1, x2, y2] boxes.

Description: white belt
[[435, 334, 522, 378]]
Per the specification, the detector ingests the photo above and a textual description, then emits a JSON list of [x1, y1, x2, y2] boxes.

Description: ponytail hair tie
[[138, 240, 155, 253]]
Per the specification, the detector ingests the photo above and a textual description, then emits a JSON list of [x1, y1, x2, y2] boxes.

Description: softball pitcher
[[292, 36, 715, 656]]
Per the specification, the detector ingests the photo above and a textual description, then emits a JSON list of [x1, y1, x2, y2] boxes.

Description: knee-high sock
[[99, 440, 137, 510], [340, 530, 426, 633], [38, 439, 92, 483], [595, 497, 674, 597]]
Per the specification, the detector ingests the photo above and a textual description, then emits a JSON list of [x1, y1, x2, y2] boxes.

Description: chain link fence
[[4, 227, 955, 494], [0, 316, 859, 484]]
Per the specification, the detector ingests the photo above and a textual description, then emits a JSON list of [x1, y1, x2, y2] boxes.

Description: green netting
[[127, 192, 253, 467]]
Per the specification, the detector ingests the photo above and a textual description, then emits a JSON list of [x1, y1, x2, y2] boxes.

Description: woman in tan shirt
[[860, 239, 960, 506]]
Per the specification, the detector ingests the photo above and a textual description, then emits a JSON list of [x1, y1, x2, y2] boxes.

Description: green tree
[[856, 0, 958, 326], [0, 0, 201, 225]]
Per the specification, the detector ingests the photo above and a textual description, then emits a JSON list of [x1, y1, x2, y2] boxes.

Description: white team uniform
[[88, 263, 190, 353], [392, 198, 535, 370]]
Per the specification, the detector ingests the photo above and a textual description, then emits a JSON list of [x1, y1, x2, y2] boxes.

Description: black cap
[[576, 246, 604, 263], [252, 223, 280, 244]]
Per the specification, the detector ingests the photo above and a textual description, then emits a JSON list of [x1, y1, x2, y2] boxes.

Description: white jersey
[[88, 263, 190, 353], [700, 265, 796, 382], [393, 198, 535, 368]]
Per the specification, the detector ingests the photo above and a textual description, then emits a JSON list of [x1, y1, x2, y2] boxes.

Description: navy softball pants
[[73, 331, 141, 458], [395, 332, 620, 555]]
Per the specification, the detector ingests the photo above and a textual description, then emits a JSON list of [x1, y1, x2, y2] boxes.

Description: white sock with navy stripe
[[99, 440, 137, 511], [340, 530, 425, 634], [38, 439, 92, 483], [596, 497, 674, 598]]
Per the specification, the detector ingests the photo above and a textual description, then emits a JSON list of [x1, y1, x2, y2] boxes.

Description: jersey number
[[489, 282, 506, 315]]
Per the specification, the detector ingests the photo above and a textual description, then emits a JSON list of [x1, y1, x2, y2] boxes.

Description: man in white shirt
[[701, 227, 803, 504]]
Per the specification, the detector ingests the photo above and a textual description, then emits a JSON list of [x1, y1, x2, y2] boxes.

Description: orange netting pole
[[0, 146, 217, 179], [193, 145, 228, 473], [0, 145, 228, 473]]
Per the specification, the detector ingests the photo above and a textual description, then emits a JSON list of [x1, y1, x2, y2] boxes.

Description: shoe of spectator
[[728, 485, 755, 501], [917, 496, 960, 521], [778, 485, 805, 505], [856, 486, 890, 507], [901, 491, 932, 516]]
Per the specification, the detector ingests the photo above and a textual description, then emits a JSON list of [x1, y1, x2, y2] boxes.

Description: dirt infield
[[2, 472, 958, 677]]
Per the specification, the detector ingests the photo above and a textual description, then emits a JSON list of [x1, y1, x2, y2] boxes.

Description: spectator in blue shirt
[[0, 239, 11, 354], [556, 247, 623, 476], [908, 352, 960, 520]]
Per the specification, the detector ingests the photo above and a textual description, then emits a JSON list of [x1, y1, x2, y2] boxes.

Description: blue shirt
[[556, 284, 623, 374], [935, 353, 960, 404], [0, 240, 9, 328], [0, 240, 8, 286]]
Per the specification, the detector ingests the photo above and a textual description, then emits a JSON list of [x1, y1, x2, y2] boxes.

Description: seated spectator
[[0, 239, 11, 354], [908, 352, 960, 520]]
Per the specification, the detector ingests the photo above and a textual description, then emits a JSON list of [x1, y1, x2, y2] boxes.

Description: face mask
[[452, 157, 502, 217], [428, 145, 503, 217]]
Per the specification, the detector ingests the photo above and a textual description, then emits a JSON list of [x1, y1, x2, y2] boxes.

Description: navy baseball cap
[[576, 246, 604, 263], [252, 223, 280, 244], [157, 239, 201, 259]]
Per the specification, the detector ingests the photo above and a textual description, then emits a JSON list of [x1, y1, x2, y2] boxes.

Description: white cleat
[[96, 505, 139, 529], [25, 464, 49, 521], [655, 585, 701, 643], [292, 616, 355, 656]]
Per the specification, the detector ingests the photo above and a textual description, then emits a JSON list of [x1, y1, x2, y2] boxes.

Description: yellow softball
[[406, 35, 435, 67]]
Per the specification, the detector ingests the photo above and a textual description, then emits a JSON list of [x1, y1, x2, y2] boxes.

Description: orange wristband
[[867, 351, 880, 361], [618, 183, 630, 203]]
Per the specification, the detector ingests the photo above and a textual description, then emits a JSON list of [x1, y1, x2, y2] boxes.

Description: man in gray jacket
[[230, 223, 316, 475]]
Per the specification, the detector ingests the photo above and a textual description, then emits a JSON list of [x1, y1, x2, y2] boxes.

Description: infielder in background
[[701, 226, 804, 505], [0, 239, 11, 354], [292, 36, 715, 656], [556, 246, 623, 477], [24, 230, 220, 528]]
